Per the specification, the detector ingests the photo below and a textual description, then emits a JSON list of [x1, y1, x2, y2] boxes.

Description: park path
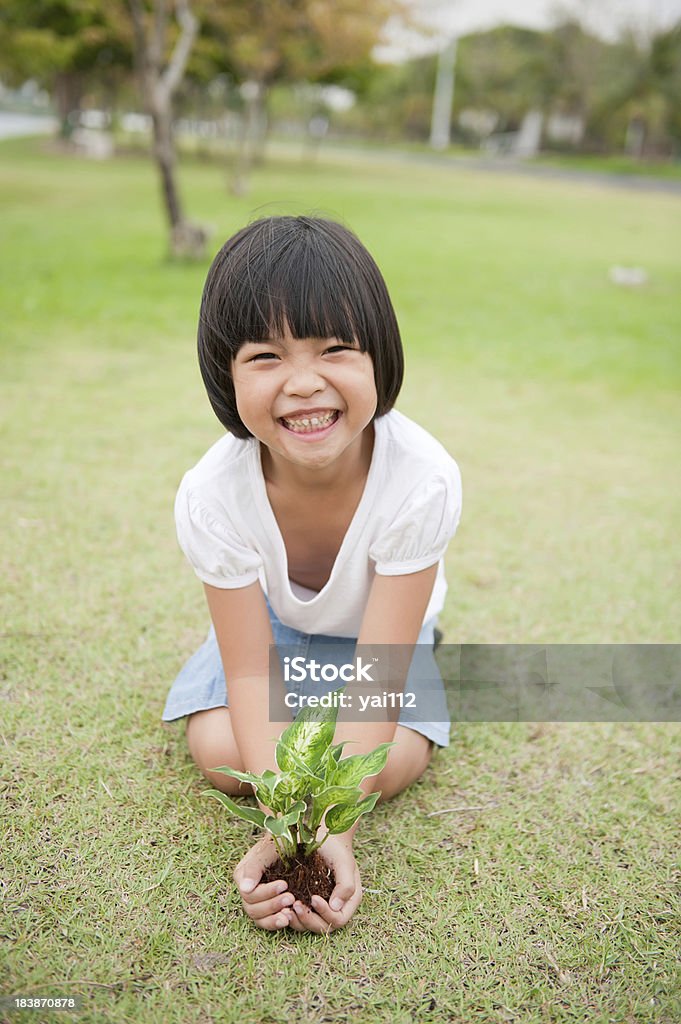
[[0, 112, 57, 139], [306, 140, 681, 196], [2, 112, 679, 196]]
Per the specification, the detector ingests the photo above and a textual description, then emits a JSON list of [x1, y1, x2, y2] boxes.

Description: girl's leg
[[373, 725, 433, 802], [185, 708, 255, 797], [187, 711, 430, 802]]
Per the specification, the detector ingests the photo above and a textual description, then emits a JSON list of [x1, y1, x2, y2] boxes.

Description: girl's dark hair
[[197, 215, 404, 438]]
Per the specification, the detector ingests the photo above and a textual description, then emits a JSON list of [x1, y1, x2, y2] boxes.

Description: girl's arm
[[358, 562, 439, 645], [203, 580, 292, 785], [205, 581, 302, 931], [334, 561, 439, 760]]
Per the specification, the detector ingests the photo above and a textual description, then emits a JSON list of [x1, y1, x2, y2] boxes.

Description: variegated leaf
[[275, 740, 323, 780], [203, 790, 267, 828], [330, 741, 351, 762], [325, 791, 381, 834], [280, 800, 307, 828], [211, 766, 263, 786], [330, 743, 394, 789], [264, 816, 294, 844], [310, 785, 362, 831], [275, 703, 338, 774]]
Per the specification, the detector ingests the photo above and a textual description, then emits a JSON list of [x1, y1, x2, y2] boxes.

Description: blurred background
[[1, 0, 680, 253]]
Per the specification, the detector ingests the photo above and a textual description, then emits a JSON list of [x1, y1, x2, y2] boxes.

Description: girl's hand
[[232, 835, 295, 931], [287, 835, 362, 935]]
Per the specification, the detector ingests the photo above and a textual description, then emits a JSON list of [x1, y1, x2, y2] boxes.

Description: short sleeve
[[369, 466, 462, 576], [175, 481, 262, 589]]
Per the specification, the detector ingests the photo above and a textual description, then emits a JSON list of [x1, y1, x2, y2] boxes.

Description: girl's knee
[[376, 727, 433, 802], [402, 732, 433, 784], [185, 708, 252, 796]]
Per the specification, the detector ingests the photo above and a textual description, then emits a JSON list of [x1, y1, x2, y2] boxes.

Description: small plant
[[204, 696, 393, 904]]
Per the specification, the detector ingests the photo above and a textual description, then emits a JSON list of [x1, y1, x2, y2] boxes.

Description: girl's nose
[[282, 364, 325, 397]]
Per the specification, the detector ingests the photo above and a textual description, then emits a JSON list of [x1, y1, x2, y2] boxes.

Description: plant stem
[[270, 834, 285, 862], [304, 829, 330, 857], [283, 839, 296, 862]]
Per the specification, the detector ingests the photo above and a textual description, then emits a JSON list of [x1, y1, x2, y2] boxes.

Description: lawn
[[1, 136, 680, 1024]]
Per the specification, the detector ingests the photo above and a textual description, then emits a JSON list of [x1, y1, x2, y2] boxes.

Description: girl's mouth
[[278, 410, 341, 436]]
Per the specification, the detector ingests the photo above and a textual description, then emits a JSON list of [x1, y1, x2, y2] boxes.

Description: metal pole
[[429, 36, 457, 150]]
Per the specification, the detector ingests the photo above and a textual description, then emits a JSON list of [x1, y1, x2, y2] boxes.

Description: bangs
[[211, 217, 381, 352]]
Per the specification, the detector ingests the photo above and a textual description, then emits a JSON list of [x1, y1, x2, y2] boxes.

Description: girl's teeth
[[282, 411, 336, 432]]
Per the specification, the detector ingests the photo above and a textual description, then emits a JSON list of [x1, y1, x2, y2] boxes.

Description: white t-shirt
[[175, 409, 462, 637]]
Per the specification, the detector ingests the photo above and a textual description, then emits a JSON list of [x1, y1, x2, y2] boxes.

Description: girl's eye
[[248, 352, 279, 362], [324, 344, 355, 354]]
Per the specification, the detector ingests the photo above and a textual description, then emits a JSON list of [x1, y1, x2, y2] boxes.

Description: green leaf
[[211, 766, 264, 787], [325, 791, 381, 834], [306, 772, 328, 796], [275, 740, 323, 780], [310, 785, 362, 831], [275, 702, 338, 774], [299, 820, 316, 844], [280, 800, 307, 828], [320, 740, 350, 776], [252, 770, 283, 809], [271, 771, 307, 807], [263, 816, 294, 843], [203, 791, 267, 828], [262, 801, 305, 848], [210, 765, 284, 810], [330, 741, 351, 763], [329, 743, 395, 789], [271, 772, 296, 801]]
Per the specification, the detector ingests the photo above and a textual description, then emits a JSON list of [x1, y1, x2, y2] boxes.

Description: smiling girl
[[163, 216, 462, 934]]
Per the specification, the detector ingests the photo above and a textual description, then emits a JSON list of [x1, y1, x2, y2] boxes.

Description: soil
[[261, 845, 335, 908]]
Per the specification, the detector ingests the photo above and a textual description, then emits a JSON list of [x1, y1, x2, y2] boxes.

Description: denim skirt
[[162, 602, 451, 748]]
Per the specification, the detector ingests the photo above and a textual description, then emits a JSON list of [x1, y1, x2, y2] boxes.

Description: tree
[[127, 0, 206, 256], [543, 21, 608, 121], [574, 20, 680, 157], [455, 26, 552, 132], [615, 23, 681, 156], [200, 0, 407, 192], [0, 0, 133, 135], [343, 18, 681, 157], [650, 23, 681, 150]]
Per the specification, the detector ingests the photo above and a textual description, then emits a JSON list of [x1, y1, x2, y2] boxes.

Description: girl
[[163, 216, 462, 934]]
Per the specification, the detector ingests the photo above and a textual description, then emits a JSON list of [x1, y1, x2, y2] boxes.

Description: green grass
[[531, 152, 681, 181], [1, 136, 680, 1023]]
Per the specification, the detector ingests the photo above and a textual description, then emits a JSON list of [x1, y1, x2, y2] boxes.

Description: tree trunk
[[151, 106, 182, 227], [625, 117, 646, 159], [53, 71, 84, 139], [127, 0, 206, 258], [149, 102, 206, 256], [230, 81, 267, 196]]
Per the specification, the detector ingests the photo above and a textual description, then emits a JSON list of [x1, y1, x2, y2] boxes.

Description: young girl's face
[[231, 325, 378, 474]]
